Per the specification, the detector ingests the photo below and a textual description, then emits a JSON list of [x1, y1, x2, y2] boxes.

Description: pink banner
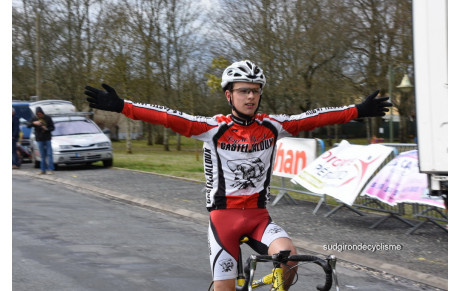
[[363, 150, 445, 208]]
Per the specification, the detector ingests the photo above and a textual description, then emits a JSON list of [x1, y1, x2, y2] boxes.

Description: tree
[[342, 0, 413, 141], [207, 0, 355, 116], [12, 0, 43, 100], [86, 2, 138, 152], [13, 0, 414, 144], [119, 0, 206, 150]]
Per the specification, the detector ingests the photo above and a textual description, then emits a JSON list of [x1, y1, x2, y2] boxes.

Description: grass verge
[[111, 138, 205, 181]]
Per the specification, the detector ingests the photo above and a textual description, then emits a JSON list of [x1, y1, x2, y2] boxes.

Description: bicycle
[[208, 236, 339, 291]]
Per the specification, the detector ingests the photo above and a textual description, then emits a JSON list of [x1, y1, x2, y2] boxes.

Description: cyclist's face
[[226, 82, 262, 117]]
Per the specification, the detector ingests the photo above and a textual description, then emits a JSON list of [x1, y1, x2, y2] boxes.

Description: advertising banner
[[273, 138, 317, 178], [362, 150, 445, 208], [291, 140, 393, 206]]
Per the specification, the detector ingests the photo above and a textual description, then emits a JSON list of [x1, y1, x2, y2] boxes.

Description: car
[[29, 100, 113, 169]]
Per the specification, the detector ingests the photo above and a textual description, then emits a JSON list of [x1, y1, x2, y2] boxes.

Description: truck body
[[412, 0, 448, 200]]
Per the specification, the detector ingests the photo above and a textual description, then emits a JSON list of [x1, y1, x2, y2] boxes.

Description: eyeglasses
[[231, 87, 263, 96]]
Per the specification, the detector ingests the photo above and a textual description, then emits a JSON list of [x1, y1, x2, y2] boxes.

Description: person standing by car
[[12, 107, 20, 169], [84, 60, 391, 291], [28, 106, 55, 174]]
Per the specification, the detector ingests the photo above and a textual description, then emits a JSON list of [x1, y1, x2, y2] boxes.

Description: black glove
[[355, 90, 392, 118], [84, 83, 124, 113]]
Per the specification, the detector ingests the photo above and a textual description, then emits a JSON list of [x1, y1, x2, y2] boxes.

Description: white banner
[[273, 138, 318, 178], [291, 140, 393, 206]]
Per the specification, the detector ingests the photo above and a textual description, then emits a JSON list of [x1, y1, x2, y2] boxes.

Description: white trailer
[[412, 0, 448, 201]]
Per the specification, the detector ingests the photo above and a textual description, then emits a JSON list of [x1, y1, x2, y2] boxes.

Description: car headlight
[[96, 142, 110, 147]]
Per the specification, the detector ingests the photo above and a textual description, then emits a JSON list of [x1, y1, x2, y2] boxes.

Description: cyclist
[[84, 60, 391, 291]]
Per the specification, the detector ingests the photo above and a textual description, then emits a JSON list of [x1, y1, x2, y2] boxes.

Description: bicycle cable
[[276, 262, 300, 289]]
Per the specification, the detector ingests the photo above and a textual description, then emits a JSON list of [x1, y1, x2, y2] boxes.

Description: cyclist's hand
[[355, 90, 392, 118], [84, 83, 124, 113]]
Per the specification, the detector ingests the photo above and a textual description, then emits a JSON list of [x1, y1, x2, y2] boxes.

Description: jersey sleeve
[[270, 105, 358, 137], [121, 100, 218, 138]]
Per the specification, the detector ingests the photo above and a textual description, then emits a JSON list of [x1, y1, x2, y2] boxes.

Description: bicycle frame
[[209, 237, 338, 291], [235, 250, 286, 290], [236, 249, 337, 291], [244, 252, 289, 290]]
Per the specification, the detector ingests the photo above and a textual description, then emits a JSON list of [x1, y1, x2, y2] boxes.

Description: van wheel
[[103, 159, 113, 168]]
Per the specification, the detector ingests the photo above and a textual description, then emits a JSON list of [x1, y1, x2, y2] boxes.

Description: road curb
[[13, 170, 448, 290]]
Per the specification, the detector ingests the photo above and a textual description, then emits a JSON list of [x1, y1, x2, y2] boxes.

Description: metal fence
[[271, 142, 447, 234]]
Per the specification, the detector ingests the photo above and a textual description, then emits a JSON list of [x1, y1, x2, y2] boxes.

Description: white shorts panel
[[208, 223, 239, 280]]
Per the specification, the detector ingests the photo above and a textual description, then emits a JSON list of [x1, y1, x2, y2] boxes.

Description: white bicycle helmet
[[221, 60, 266, 89]]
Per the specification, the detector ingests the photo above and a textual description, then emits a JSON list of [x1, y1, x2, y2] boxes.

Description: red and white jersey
[[122, 101, 358, 210]]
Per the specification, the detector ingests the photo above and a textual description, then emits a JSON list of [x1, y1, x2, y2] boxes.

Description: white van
[[29, 100, 113, 169]]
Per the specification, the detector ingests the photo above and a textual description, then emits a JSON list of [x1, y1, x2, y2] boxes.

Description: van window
[[53, 120, 101, 136]]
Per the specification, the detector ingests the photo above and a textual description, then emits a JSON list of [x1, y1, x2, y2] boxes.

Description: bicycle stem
[[247, 255, 258, 291], [327, 255, 340, 291]]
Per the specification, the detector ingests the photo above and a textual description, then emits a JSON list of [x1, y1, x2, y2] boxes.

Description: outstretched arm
[[83, 83, 218, 138], [273, 90, 392, 137]]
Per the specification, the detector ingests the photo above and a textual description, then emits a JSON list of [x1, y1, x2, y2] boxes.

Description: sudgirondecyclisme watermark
[[323, 242, 403, 253]]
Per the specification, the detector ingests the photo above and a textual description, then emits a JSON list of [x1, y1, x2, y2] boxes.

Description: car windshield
[[52, 120, 101, 136]]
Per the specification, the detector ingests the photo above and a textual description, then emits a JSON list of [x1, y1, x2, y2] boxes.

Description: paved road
[[13, 175, 211, 290], [13, 163, 448, 290]]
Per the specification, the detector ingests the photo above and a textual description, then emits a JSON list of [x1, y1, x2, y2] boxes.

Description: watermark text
[[323, 243, 403, 253]]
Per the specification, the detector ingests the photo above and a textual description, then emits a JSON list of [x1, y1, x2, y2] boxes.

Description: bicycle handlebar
[[288, 255, 333, 291], [236, 253, 333, 291]]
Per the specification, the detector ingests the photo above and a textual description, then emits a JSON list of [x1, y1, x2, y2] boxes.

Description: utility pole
[[35, 8, 41, 100]]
